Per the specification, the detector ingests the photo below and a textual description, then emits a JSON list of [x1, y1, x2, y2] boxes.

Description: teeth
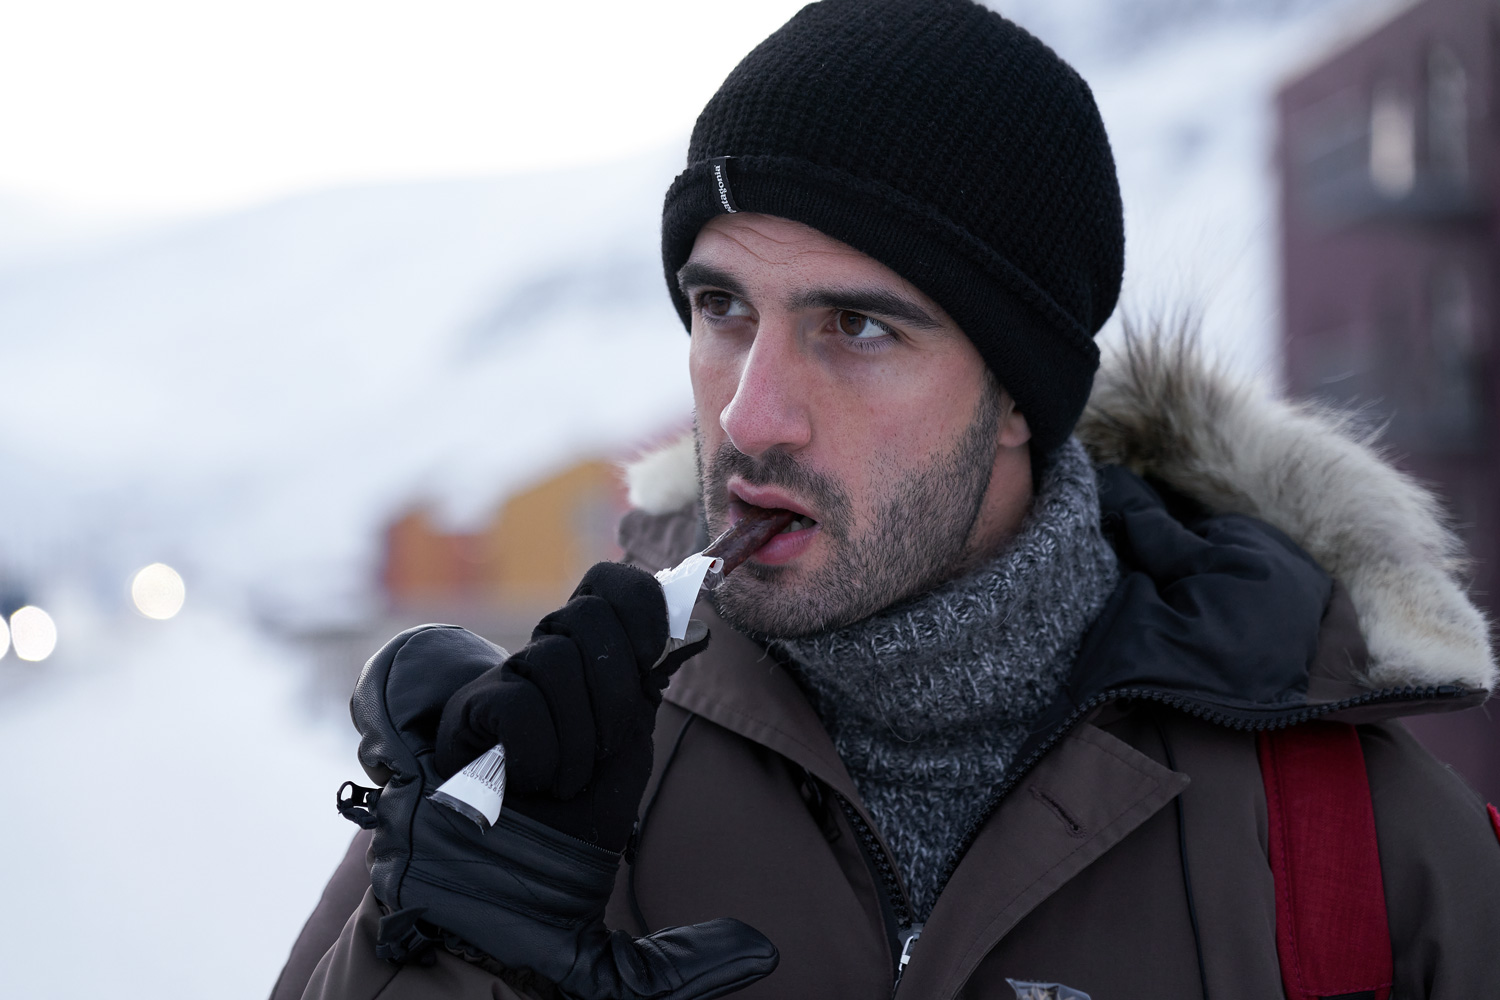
[[779, 517, 814, 534]]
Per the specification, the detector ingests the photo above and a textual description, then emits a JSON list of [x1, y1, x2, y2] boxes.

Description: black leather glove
[[436, 561, 705, 851], [345, 565, 777, 1000]]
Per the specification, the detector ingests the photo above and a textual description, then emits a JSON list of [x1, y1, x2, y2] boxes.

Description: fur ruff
[[1078, 321, 1493, 694], [622, 433, 699, 517], [624, 321, 1495, 695]]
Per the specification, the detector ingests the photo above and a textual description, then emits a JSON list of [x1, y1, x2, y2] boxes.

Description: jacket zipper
[[896, 924, 924, 988], [832, 791, 918, 993], [935, 682, 1465, 893]]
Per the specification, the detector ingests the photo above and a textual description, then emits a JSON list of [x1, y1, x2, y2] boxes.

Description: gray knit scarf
[[772, 438, 1119, 919]]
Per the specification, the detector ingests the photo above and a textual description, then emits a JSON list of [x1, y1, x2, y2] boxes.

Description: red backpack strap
[[1257, 722, 1393, 1000]]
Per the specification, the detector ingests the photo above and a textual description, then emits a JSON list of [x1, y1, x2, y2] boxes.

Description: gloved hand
[[436, 560, 705, 851], [344, 563, 777, 1000]]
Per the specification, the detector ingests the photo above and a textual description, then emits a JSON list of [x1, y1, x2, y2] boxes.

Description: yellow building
[[381, 457, 629, 623]]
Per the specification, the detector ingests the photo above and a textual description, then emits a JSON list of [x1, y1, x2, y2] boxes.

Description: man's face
[[683, 214, 1033, 638]]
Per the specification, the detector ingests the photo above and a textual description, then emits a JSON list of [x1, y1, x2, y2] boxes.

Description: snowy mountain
[[0, 150, 695, 622]]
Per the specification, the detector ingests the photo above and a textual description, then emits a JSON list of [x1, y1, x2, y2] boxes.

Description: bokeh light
[[131, 563, 186, 620], [11, 607, 58, 662], [0, 614, 9, 659]]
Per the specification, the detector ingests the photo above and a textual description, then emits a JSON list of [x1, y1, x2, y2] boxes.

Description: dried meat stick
[[702, 507, 799, 576]]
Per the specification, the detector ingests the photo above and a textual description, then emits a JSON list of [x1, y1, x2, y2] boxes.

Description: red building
[[1278, 0, 1498, 801]]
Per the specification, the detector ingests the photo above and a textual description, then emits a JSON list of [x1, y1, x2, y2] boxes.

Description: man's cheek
[[688, 338, 738, 414]]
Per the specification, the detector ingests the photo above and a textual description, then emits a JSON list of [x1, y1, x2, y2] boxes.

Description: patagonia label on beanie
[[710, 156, 739, 213]]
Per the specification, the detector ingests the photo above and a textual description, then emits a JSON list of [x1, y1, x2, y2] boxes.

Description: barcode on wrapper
[[463, 745, 507, 790]]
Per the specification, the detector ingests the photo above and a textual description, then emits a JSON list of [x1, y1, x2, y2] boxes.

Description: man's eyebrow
[[676, 261, 749, 300], [789, 287, 944, 330]]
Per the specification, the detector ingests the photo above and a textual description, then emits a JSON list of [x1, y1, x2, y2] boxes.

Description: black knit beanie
[[661, 0, 1124, 454]]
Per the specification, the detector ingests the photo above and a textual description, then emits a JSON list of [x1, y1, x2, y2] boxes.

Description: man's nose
[[719, 322, 812, 459]]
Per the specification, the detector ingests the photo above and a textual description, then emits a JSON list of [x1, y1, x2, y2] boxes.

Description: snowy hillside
[[0, 2, 1410, 998], [0, 149, 695, 622]]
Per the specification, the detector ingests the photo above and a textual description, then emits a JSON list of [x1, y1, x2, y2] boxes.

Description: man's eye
[[699, 291, 748, 318], [837, 310, 891, 339]]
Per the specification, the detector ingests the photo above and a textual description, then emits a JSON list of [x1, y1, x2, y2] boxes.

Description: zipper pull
[[893, 923, 924, 991]]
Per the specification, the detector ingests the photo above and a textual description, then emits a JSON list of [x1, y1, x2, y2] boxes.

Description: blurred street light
[[11, 607, 57, 662], [131, 563, 185, 620]]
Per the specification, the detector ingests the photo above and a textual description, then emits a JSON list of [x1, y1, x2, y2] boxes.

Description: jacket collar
[[662, 599, 859, 804], [902, 722, 1188, 1000]]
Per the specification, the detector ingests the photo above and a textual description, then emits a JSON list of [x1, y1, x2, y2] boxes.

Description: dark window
[[1426, 44, 1468, 182], [1425, 263, 1484, 445]]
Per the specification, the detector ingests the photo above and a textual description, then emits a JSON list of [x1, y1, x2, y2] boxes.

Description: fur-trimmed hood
[[622, 326, 1495, 702]]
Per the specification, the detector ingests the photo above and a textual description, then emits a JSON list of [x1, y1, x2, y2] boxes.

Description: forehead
[[684, 213, 943, 309]]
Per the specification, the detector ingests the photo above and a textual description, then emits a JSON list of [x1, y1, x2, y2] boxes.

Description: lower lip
[[742, 520, 819, 566]]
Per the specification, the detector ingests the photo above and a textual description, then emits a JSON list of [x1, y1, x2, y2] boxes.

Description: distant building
[[295, 456, 635, 711], [1277, 0, 1498, 801], [380, 457, 631, 647]]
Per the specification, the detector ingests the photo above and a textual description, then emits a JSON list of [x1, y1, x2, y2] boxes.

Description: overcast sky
[[0, 0, 811, 219]]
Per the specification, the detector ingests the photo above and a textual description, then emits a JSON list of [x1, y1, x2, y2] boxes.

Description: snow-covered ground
[[0, 601, 358, 998], [0, 2, 1409, 997]]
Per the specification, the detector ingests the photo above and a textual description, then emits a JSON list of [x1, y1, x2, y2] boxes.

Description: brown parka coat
[[277, 337, 1500, 999]]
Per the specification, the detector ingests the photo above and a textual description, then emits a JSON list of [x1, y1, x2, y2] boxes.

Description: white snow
[[0, 2, 1410, 997], [0, 601, 358, 999]]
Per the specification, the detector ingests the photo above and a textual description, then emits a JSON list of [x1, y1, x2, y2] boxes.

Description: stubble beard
[[698, 378, 1004, 639]]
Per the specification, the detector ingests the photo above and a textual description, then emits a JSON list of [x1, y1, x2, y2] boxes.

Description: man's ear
[[998, 393, 1031, 449]]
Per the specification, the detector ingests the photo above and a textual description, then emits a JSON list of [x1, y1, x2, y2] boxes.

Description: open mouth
[[731, 504, 820, 567], [720, 482, 822, 567], [776, 514, 817, 534], [734, 502, 818, 541]]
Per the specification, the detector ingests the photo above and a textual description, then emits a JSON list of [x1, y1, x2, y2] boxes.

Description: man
[[275, 1, 1500, 997]]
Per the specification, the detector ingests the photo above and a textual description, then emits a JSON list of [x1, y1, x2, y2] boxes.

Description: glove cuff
[[389, 802, 621, 968]]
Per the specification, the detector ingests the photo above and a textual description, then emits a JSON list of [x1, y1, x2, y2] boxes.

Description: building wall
[[1278, 0, 1499, 802], [380, 457, 629, 626], [381, 509, 484, 610], [480, 459, 628, 612]]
